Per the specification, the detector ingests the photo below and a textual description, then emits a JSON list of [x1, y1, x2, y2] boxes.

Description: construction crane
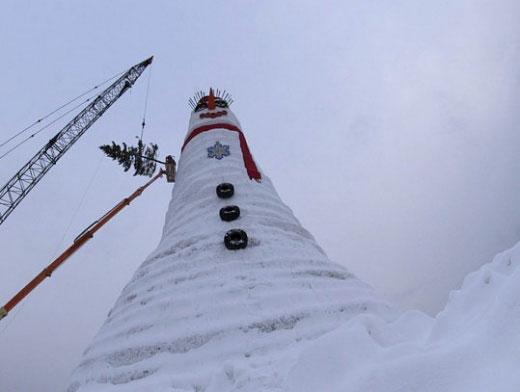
[[0, 169, 165, 320], [0, 56, 153, 226]]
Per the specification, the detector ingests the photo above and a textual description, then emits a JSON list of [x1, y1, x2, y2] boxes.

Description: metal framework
[[0, 56, 153, 226]]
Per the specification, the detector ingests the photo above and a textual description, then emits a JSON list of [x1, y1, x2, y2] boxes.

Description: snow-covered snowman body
[[68, 92, 395, 392]]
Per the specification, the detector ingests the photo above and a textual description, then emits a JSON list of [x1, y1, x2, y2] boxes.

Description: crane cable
[[51, 155, 105, 257], [0, 91, 101, 162], [139, 66, 152, 144], [0, 147, 106, 336], [0, 169, 165, 321], [0, 69, 125, 151]]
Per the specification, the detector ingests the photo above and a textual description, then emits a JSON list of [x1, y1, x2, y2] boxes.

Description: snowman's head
[[187, 88, 241, 135]]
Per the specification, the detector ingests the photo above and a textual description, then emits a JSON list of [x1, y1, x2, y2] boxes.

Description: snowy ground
[[284, 241, 520, 392]]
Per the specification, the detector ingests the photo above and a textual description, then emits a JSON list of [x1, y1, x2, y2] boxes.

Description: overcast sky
[[1, 1, 519, 391]]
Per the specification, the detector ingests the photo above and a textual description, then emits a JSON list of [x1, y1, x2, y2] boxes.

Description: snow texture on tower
[[67, 92, 396, 392]]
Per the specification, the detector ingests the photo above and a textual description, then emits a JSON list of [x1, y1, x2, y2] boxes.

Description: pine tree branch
[[99, 140, 159, 177]]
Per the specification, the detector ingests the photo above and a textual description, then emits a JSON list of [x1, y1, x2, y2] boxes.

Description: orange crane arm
[[0, 169, 164, 320]]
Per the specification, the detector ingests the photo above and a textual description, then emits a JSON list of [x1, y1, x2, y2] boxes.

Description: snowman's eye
[[215, 99, 229, 108], [194, 101, 208, 112]]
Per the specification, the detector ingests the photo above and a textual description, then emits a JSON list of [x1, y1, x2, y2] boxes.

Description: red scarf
[[181, 123, 262, 181]]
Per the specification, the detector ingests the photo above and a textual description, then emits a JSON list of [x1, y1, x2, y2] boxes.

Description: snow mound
[[284, 241, 520, 392]]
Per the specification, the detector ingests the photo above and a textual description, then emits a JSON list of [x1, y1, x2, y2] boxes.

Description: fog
[[0, 1, 519, 391]]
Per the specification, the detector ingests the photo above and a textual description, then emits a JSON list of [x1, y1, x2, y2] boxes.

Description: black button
[[224, 229, 248, 250], [220, 205, 240, 222], [216, 183, 234, 199]]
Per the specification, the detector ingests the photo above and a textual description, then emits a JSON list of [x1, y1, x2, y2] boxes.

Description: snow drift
[[285, 241, 520, 392]]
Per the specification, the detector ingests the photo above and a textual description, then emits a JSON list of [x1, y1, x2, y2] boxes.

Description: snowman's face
[[194, 96, 229, 112], [187, 95, 241, 134], [193, 95, 229, 120], [193, 96, 229, 119]]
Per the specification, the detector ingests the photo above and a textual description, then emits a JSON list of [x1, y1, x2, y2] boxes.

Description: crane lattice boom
[[0, 56, 153, 226]]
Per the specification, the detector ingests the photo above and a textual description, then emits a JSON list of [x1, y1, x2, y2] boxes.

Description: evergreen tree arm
[[99, 140, 159, 177]]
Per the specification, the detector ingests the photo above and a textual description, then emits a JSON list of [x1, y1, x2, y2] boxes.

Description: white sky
[[0, 1, 519, 391]]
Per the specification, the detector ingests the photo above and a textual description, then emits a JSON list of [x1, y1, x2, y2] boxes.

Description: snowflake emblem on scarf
[[207, 141, 230, 160]]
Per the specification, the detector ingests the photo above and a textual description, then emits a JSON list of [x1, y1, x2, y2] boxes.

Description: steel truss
[[0, 56, 153, 226]]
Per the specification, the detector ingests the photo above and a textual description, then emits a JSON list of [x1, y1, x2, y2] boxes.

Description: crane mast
[[0, 56, 153, 226]]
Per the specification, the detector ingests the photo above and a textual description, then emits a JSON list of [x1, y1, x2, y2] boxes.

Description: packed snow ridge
[[68, 99, 520, 391], [285, 241, 520, 392]]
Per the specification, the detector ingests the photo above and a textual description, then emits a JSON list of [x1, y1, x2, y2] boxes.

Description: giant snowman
[[67, 90, 396, 392]]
